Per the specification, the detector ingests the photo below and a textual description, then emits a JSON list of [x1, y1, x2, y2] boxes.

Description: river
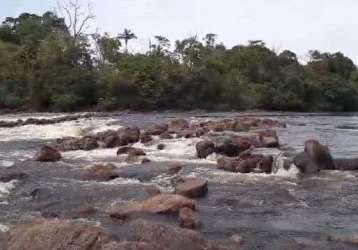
[[1, 111, 358, 249]]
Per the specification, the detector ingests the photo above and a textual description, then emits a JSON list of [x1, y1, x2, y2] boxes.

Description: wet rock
[[102, 241, 157, 250], [126, 148, 146, 161], [175, 177, 208, 198], [118, 127, 140, 146], [169, 119, 189, 131], [328, 235, 358, 244], [72, 206, 97, 219], [304, 140, 335, 170], [117, 146, 134, 155], [213, 135, 254, 157], [140, 133, 153, 143], [157, 143, 165, 150], [335, 158, 358, 171], [127, 220, 236, 250], [145, 186, 162, 196], [108, 194, 196, 219], [80, 136, 99, 150], [217, 154, 273, 174], [0, 172, 27, 182], [103, 133, 120, 148], [7, 219, 112, 250], [116, 162, 183, 181], [159, 132, 173, 140], [258, 130, 279, 148], [196, 140, 215, 158], [141, 158, 151, 164], [35, 146, 62, 162], [145, 124, 168, 136], [84, 164, 118, 181], [178, 207, 200, 230], [176, 129, 196, 138], [56, 136, 98, 151], [293, 140, 335, 174]]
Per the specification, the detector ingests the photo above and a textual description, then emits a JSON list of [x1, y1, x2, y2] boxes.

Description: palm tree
[[118, 28, 137, 54]]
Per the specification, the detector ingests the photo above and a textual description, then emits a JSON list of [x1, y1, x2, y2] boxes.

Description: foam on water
[[0, 180, 16, 199], [0, 117, 122, 142], [0, 224, 9, 232]]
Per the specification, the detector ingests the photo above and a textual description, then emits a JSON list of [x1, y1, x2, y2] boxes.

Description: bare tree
[[56, 0, 95, 40]]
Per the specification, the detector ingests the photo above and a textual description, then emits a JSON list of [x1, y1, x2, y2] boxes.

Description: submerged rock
[[175, 177, 208, 198], [108, 194, 196, 219], [35, 146, 62, 162]]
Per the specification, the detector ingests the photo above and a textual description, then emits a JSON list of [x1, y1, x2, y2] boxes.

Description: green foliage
[[0, 11, 358, 112]]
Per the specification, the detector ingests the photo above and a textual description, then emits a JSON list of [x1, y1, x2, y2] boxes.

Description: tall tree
[[118, 28, 137, 54]]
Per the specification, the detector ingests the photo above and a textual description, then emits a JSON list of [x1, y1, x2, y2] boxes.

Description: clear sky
[[2, 0, 358, 63]]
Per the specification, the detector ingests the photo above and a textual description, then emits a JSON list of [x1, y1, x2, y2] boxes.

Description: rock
[[214, 135, 254, 157], [118, 127, 140, 146], [175, 177, 208, 198], [128, 148, 146, 157], [7, 219, 112, 250], [84, 164, 118, 181], [140, 133, 153, 143], [117, 146, 134, 155], [169, 119, 189, 131], [0, 172, 27, 182], [328, 235, 358, 244], [72, 206, 97, 219], [80, 136, 99, 150], [157, 143, 165, 150], [293, 140, 335, 175], [258, 130, 279, 148], [145, 186, 162, 196], [145, 124, 168, 136], [141, 158, 151, 164], [178, 207, 200, 230], [35, 146, 62, 162], [335, 158, 358, 171], [217, 154, 273, 174], [102, 241, 157, 250], [103, 134, 120, 148], [196, 140, 215, 158], [159, 132, 173, 140], [304, 140, 335, 170], [127, 220, 236, 250], [230, 234, 242, 245], [108, 194, 196, 219]]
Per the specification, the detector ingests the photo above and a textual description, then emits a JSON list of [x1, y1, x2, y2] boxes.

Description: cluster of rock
[[109, 177, 208, 230], [0, 114, 95, 128], [4, 218, 239, 250]]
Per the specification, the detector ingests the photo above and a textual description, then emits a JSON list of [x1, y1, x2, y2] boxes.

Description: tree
[[118, 28, 137, 54]]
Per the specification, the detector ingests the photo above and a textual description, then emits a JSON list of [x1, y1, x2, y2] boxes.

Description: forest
[[0, 9, 358, 112]]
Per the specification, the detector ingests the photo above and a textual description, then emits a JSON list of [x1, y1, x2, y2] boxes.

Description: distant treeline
[[0, 10, 358, 112]]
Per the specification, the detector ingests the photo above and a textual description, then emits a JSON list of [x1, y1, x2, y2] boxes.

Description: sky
[[1, 0, 358, 63]]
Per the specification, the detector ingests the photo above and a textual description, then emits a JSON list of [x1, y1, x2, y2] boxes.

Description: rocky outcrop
[[7, 219, 112, 250], [35, 146, 62, 162], [217, 154, 273, 174], [175, 178, 208, 198], [196, 140, 215, 158], [108, 194, 196, 219], [84, 164, 118, 181], [213, 135, 256, 157]]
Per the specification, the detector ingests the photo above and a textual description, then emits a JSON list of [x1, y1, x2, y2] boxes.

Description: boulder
[[117, 146, 134, 155], [84, 164, 118, 182], [293, 152, 318, 175], [217, 154, 273, 174], [304, 140, 335, 170], [178, 207, 200, 230], [169, 119, 189, 131], [140, 133, 153, 143], [102, 241, 158, 250], [144, 124, 168, 136], [108, 194, 196, 219], [80, 136, 99, 150], [335, 158, 358, 171], [159, 132, 174, 140], [118, 127, 140, 146], [258, 130, 279, 148], [214, 135, 254, 157], [117, 147, 145, 157], [7, 219, 112, 250], [196, 140, 215, 158], [35, 146, 62, 162], [175, 177, 208, 198], [127, 220, 236, 250]]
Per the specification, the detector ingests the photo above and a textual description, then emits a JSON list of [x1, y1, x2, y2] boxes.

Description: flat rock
[[108, 194, 196, 219], [175, 177, 208, 198]]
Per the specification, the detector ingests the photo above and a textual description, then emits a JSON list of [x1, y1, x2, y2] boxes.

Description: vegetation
[[0, 7, 358, 112]]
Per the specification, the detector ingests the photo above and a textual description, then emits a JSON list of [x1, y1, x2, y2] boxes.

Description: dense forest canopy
[[0, 9, 358, 112]]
